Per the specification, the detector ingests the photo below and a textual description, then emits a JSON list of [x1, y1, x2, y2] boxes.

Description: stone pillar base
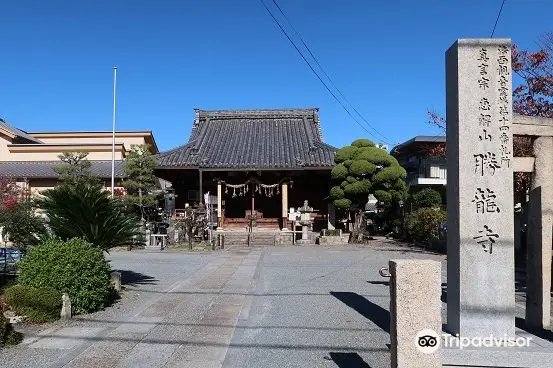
[[390, 259, 442, 368]]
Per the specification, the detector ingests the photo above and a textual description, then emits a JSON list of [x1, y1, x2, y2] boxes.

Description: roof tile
[[156, 109, 336, 169], [0, 161, 125, 179]]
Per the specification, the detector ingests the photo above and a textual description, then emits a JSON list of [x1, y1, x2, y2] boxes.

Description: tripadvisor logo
[[415, 329, 533, 353], [415, 329, 440, 353]]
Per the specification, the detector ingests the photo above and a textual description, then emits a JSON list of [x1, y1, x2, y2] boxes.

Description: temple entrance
[[221, 179, 281, 230]]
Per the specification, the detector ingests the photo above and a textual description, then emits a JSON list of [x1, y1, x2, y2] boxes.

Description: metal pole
[[111, 65, 117, 197]]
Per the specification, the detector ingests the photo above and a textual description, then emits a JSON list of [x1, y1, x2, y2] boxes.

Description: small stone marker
[[111, 271, 122, 292], [446, 39, 515, 338], [60, 293, 71, 320], [145, 229, 151, 247], [390, 259, 442, 368]]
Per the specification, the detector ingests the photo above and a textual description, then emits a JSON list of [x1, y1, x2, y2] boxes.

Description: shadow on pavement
[[117, 270, 158, 286], [330, 291, 390, 333], [366, 281, 389, 286], [19, 331, 390, 353], [328, 352, 372, 367], [515, 317, 553, 342], [370, 247, 444, 255]]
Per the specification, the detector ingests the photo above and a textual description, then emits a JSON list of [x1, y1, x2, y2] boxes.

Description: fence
[[0, 247, 23, 276]]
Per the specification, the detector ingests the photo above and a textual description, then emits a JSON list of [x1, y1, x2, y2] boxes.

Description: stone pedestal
[[145, 229, 151, 247], [446, 39, 515, 338], [111, 271, 122, 292], [296, 225, 310, 244], [526, 136, 553, 330], [60, 293, 71, 320], [390, 259, 442, 368]]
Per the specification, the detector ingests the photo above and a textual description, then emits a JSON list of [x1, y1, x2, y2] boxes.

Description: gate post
[[389, 259, 442, 368]]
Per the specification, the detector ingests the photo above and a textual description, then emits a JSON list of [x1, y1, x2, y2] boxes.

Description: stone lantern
[[297, 200, 316, 244]]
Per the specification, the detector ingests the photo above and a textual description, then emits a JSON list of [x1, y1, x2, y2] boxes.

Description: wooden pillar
[[251, 183, 255, 214], [217, 181, 222, 229], [281, 183, 288, 230], [198, 169, 203, 204]]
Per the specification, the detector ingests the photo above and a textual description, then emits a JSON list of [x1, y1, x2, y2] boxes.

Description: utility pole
[[110, 66, 117, 197]]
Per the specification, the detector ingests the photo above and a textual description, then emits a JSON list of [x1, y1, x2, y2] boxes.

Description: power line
[[490, 0, 506, 37], [258, 0, 394, 145], [270, 0, 393, 144]]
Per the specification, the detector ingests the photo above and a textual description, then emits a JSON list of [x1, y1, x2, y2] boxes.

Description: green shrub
[[17, 238, 113, 314], [405, 207, 447, 243], [333, 198, 352, 210], [412, 188, 442, 209], [331, 164, 348, 180], [36, 184, 142, 252], [5, 284, 61, 323], [329, 186, 345, 200], [0, 313, 22, 347]]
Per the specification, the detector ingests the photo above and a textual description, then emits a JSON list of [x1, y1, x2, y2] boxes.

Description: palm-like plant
[[37, 184, 142, 252]]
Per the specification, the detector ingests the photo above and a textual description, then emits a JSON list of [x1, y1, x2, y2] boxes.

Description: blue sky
[[1, 0, 552, 151]]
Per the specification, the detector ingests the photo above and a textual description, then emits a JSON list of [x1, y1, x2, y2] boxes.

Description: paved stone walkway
[[1, 249, 261, 368], [1, 242, 550, 368]]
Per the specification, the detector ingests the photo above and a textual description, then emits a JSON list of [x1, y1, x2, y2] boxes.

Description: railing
[[0, 248, 23, 276], [418, 164, 447, 179]]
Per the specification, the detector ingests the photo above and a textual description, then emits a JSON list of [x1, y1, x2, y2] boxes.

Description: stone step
[[219, 232, 278, 248], [144, 245, 162, 252]]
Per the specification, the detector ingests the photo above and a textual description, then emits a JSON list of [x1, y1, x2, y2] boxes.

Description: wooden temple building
[[155, 108, 337, 233]]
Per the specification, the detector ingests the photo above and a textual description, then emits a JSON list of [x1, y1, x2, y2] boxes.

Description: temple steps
[[217, 231, 280, 248]]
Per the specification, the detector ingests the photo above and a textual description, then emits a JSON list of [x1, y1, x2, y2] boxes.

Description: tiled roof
[[157, 108, 336, 169], [0, 120, 42, 143], [390, 136, 446, 154], [0, 161, 125, 179]]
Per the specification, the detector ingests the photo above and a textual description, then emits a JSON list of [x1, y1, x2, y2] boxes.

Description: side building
[[0, 119, 158, 196], [390, 135, 447, 204]]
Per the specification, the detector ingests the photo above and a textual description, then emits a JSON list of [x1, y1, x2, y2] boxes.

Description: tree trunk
[[350, 209, 365, 243], [139, 188, 145, 222]]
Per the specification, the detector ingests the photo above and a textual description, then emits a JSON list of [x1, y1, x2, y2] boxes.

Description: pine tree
[[53, 152, 99, 189], [122, 144, 158, 221], [329, 139, 408, 240]]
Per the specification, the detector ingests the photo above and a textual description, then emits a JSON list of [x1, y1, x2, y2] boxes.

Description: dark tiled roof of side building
[[0, 161, 125, 179], [156, 108, 337, 169], [0, 120, 43, 144], [390, 135, 446, 154]]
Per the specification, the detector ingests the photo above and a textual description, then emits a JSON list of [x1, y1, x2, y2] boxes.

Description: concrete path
[[223, 244, 444, 368], [1, 249, 261, 368], [6, 242, 546, 368]]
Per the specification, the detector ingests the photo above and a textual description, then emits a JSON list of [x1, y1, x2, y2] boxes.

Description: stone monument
[[296, 200, 315, 245], [111, 271, 122, 292], [60, 293, 72, 320], [446, 39, 515, 338]]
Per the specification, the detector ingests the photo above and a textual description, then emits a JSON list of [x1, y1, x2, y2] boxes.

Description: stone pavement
[[0, 249, 260, 368], [1, 242, 550, 368], [221, 244, 444, 368]]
